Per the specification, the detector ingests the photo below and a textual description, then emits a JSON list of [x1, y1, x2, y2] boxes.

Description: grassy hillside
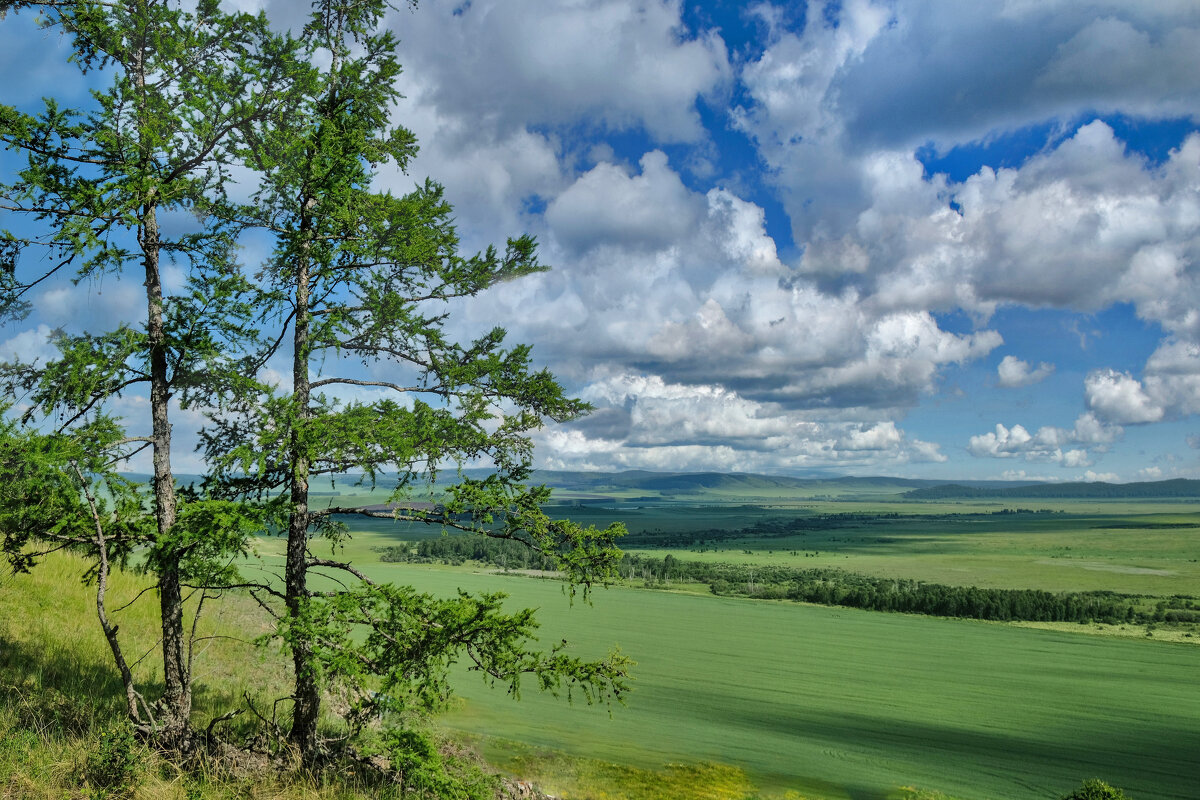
[[0, 552, 432, 800]]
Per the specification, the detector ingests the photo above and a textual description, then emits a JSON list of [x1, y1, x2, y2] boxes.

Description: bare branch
[[305, 557, 376, 586], [111, 583, 159, 614], [308, 377, 422, 393]]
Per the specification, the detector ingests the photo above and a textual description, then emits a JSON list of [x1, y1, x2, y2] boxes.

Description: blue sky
[[3, 0, 1200, 482]]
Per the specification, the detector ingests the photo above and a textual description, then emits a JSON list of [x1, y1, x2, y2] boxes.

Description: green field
[[356, 563, 1200, 800]]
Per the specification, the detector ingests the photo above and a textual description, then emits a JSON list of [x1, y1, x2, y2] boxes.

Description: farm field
[[352, 561, 1200, 800]]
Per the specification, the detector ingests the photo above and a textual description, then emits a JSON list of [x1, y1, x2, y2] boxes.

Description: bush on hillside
[[81, 721, 142, 798], [1061, 779, 1129, 799]]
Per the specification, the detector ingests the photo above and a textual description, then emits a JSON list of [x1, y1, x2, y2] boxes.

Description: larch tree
[[0, 0, 297, 750], [201, 0, 630, 767]]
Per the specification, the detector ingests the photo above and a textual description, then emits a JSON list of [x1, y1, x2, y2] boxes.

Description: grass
[[0, 551, 373, 800], [311, 497, 1200, 798]]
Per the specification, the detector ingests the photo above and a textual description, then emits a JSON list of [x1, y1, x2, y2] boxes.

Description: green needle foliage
[[0, 0, 298, 751], [200, 0, 629, 769]]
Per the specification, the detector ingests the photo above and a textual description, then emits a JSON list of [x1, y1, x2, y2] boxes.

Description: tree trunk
[[287, 197, 319, 760], [143, 199, 191, 750]]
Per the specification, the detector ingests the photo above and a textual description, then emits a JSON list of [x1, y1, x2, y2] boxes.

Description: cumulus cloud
[[546, 151, 704, 254], [370, 0, 1200, 476], [1085, 369, 1165, 424], [1001, 469, 1064, 482], [996, 355, 1055, 387], [819, 122, 1200, 327], [1036, 17, 1200, 118], [735, 2, 1200, 344], [1076, 341, 1200, 430], [967, 412, 1122, 466], [539, 371, 946, 473], [393, 0, 730, 143], [450, 139, 1005, 425], [7, 0, 1199, 480], [0, 324, 58, 365], [839, 1, 1200, 148]]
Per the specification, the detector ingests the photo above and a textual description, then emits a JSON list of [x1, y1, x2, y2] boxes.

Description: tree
[[201, 0, 630, 766], [0, 0, 295, 750]]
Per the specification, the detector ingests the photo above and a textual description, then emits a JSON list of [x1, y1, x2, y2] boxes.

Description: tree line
[[905, 479, 1200, 499]]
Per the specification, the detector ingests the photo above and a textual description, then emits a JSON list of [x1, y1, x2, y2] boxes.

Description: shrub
[[82, 721, 142, 798], [1060, 778, 1130, 799]]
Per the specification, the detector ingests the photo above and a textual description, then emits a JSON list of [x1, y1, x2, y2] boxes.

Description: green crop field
[[330, 555, 1200, 800]]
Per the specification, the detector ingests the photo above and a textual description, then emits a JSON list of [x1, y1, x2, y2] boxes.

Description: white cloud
[[1085, 369, 1165, 424], [1036, 17, 1200, 118], [996, 355, 1055, 388], [1000, 469, 1063, 482], [539, 371, 946, 472], [394, 0, 730, 144], [967, 412, 1122, 467], [463, 144, 1002, 419], [36, 278, 145, 331], [546, 151, 704, 254], [843, 123, 1200, 325], [0, 324, 57, 365]]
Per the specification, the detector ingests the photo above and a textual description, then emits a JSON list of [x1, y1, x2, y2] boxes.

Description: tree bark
[[130, 4, 189, 750], [287, 194, 319, 759], [143, 198, 190, 749]]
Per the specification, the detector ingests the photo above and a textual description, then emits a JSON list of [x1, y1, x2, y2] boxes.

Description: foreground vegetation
[[3, 468, 1195, 798], [0, 551, 518, 799]]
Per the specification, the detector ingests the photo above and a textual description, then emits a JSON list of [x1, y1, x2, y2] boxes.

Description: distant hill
[[904, 478, 1200, 500], [522, 470, 1031, 495], [147, 469, 1198, 500], [131, 469, 1034, 496]]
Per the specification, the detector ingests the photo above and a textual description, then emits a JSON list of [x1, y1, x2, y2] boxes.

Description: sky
[[2, 0, 1200, 482]]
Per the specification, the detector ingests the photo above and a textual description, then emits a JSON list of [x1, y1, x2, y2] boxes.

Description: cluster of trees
[[622, 512, 905, 548], [0, 0, 626, 784], [380, 538, 563, 572]]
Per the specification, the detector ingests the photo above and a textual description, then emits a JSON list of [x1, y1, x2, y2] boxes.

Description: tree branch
[[308, 377, 422, 393], [305, 557, 375, 586]]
